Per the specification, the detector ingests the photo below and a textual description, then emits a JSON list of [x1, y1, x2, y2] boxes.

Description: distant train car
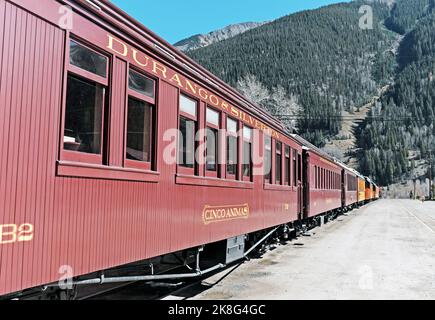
[[365, 177, 375, 202], [290, 136, 342, 220], [374, 184, 380, 200], [357, 176, 366, 204], [340, 163, 359, 211]]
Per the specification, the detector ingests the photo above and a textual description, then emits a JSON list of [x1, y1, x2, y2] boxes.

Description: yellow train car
[[365, 177, 375, 202], [357, 176, 366, 203], [374, 185, 380, 200]]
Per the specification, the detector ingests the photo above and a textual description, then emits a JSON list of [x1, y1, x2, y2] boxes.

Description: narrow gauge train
[[0, 0, 379, 299]]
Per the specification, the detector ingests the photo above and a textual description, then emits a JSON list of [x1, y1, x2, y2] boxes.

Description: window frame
[[293, 150, 298, 187], [264, 135, 272, 184], [328, 171, 331, 190], [275, 141, 282, 185], [242, 125, 253, 182], [205, 106, 220, 178], [284, 146, 291, 186], [60, 37, 110, 166], [124, 67, 156, 171], [178, 93, 199, 176], [226, 117, 239, 180]]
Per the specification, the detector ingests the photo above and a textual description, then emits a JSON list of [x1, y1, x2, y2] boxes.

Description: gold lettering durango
[[106, 34, 280, 139]]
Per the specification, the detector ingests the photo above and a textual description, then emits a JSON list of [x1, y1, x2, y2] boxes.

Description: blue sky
[[111, 0, 350, 44]]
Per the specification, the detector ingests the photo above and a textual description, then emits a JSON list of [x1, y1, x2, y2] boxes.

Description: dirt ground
[[165, 199, 435, 300]]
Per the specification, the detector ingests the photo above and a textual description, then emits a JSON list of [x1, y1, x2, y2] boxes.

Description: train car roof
[[365, 176, 377, 187], [290, 134, 368, 178], [290, 134, 338, 164], [336, 161, 364, 179]]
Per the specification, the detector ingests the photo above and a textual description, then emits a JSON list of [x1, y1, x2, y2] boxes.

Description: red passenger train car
[[0, 0, 306, 297], [303, 149, 342, 218], [0, 0, 377, 299], [290, 136, 342, 223], [341, 164, 359, 210]]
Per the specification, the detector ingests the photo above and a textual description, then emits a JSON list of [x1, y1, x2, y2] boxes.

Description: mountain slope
[[185, 0, 435, 187], [174, 22, 266, 52], [187, 1, 395, 147], [357, 0, 435, 185], [385, 0, 433, 34]]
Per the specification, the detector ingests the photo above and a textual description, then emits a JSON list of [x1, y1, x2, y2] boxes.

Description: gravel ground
[[165, 199, 435, 300]]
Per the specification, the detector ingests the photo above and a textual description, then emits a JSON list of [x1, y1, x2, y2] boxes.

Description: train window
[[125, 69, 156, 169], [331, 172, 333, 190], [322, 168, 325, 189], [347, 175, 357, 191], [285, 146, 290, 185], [129, 69, 155, 98], [320, 168, 322, 189], [126, 97, 152, 163], [243, 126, 253, 179], [180, 94, 197, 117], [298, 154, 302, 183], [179, 117, 196, 168], [333, 172, 335, 189], [178, 94, 198, 169], [325, 169, 327, 189], [61, 40, 109, 164], [316, 166, 319, 189], [227, 118, 238, 178], [69, 40, 107, 77], [293, 150, 297, 186], [275, 142, 282, 184], [206, 128, 218, 171], [206, 107, 220, 173], [207, 107, 220, 127], [264, 135, 272, 183], [328, 171, 330, 189], [319, 168, 322, 189], [62, 39, 110, 165], [329, 171, 332, 189], [64, 75, 104, 155]]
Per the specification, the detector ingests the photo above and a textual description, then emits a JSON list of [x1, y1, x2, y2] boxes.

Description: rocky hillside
[[174, 22, 267, 52], [187, 1, 394, 146]]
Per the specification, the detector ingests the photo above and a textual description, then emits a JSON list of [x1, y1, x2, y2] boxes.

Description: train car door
[[302, 150, 309, 220], [341, 169, 346, 208]]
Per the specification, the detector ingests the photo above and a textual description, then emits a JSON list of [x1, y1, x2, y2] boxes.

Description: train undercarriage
[[3, 206, 353, 300]]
